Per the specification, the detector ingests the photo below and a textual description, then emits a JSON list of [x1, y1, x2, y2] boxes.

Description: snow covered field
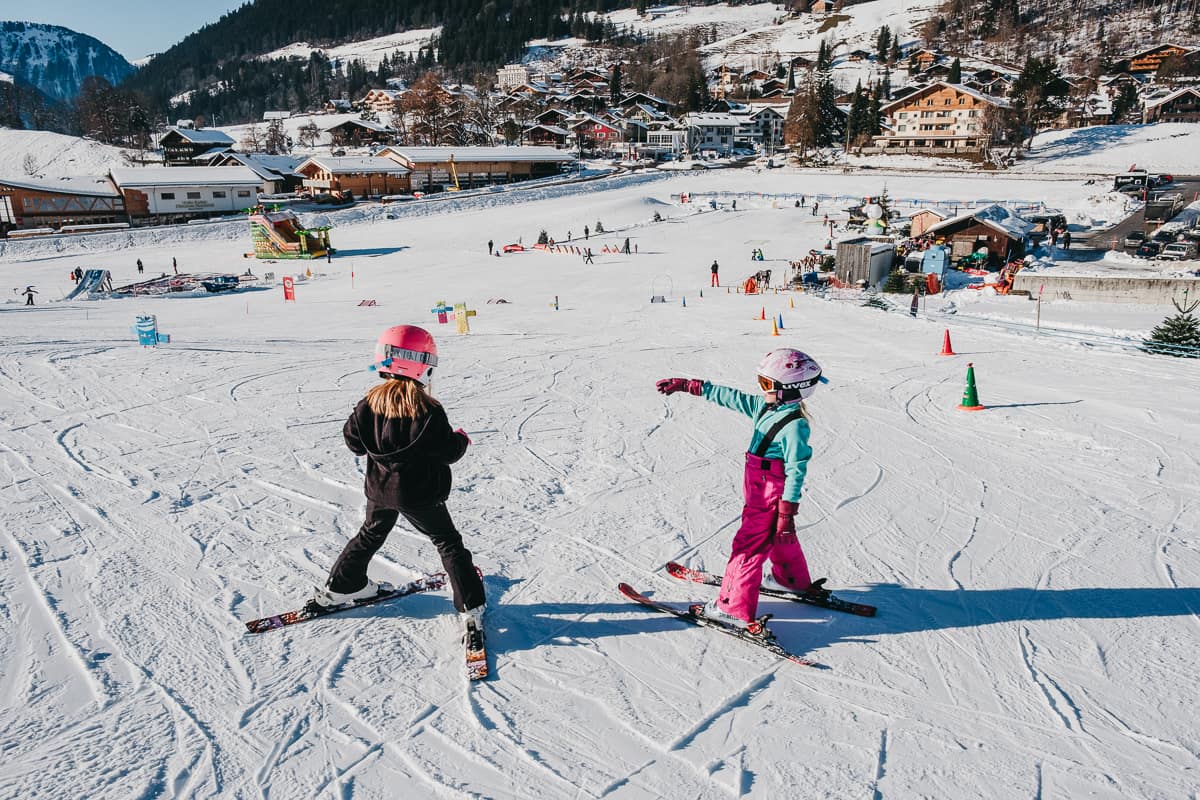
[[0, 129, 133, 178], [2, 170, 1198, 799]]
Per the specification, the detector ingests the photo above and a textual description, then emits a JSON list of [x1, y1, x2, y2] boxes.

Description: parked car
[[1152, 229, 1181, 243], [1123, 230, 1147, 249], [1160, 241, 1198, 261], [1135, 241, 1163, 259], [1152, 173, 1174, 187]]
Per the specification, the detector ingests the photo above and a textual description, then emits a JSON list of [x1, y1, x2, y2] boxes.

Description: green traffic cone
[[960, 362, 985, 411]]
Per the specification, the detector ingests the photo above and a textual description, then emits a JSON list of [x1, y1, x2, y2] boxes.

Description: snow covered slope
[[0, 128, 132, 178], [1012, 123, 1200, 176], [1, 169, 1197, 799], [258, 27, 441, 70]]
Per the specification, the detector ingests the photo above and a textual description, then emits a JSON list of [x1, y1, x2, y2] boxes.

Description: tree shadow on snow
[[771, 584, 1200, 656]]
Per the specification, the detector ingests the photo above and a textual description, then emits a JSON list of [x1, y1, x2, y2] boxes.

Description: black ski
[[665, 562, 876, 617], [618, 583, 822, 668], [244, 573, 447, 633]]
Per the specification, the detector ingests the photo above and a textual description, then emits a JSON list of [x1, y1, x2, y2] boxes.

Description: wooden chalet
[[325, 118, 396, 147], [809, 0, 835, 12], [908, 208, 948, 237], [159, 127, 236, 166], [922, 205, 1033, 265], [359, 89, 403, 115], [376, 146, 576, 191], [295, 156, 411, 198], [910, 49, 941, 71], [523, 124, 570, 147], [210, 152, 305, 194], [0, 175, 124, 234], [1117, 44, 1197, 75], [873, 82, 1006, 155], [1144, 87, 1200, 123]]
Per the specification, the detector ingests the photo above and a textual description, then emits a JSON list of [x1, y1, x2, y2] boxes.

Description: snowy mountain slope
[[1, 168, 1198, 799], [0, 21, 134, 101], [0, 128, 133, 178], [257, 27, 441, 71]]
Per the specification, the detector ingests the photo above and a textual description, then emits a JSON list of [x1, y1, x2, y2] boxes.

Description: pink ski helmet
[[757, 348, 823, 403], [371, 325, 438, 385]]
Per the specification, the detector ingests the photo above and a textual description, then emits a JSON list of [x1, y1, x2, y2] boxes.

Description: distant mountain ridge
[[0, 21, 135, 102]]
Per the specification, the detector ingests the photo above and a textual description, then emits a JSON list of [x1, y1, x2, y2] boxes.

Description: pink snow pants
[[715, 454, 812, 622]]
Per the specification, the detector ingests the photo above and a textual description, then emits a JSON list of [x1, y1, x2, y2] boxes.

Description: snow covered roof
[[925, 204, 1035, 240], [683, 113, 740, 127], [325, 118, 394, 133], [110, 166, 262, 188], [298, 157, 411, 175], [880, 82, 1010, 113], [524, 124, 570, 136], [0, 174, 118, 197], [163, 127, 236, 145], [380, 146, 576, 163], [219, 153, 304, 179], [1144, 87, 1200, 109]]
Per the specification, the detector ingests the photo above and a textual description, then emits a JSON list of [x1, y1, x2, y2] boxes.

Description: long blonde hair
[[365, 377, 441, 419]]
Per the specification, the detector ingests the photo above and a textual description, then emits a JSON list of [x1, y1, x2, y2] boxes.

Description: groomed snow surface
[[1, 170, 1198, 799]]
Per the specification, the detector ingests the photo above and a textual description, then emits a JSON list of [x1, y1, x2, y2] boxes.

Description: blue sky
[[9, 1, 248, 61]]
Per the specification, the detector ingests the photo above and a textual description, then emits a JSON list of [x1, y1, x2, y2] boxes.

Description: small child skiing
[[656, 349, 826, 634], [317, 325, 487, 641]]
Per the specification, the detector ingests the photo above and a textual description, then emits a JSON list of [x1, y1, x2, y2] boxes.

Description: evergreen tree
[[1144, 297, 1200, 357], [610, 62, 623, 106], [883, 269, 910, 293], [875, 26, 892, 63], [888, 38, 901, 67], [948, 57, 962, 84], [846, 82, 869, 148], [787, 61, 795, 92]]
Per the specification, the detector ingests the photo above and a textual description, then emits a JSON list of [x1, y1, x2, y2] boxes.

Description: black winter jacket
[[343, 398, 469, 508]]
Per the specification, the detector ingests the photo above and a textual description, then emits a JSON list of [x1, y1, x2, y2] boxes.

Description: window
[[212, 191, 226, 198], [959, 98, 966, 104], [187, 192, 201, 199], [161, 192, 175, 200], [237, 190, 251, 198]]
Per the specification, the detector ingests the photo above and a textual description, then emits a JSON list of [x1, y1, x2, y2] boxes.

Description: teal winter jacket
[[702, 382, 812, 503]]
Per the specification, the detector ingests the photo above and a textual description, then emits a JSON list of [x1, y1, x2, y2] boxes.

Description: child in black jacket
[[317, 325, 486, 631]]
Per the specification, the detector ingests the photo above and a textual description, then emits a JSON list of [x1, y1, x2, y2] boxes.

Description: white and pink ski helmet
[[371, 325, 438, 385], [757, 348, 823, 403]]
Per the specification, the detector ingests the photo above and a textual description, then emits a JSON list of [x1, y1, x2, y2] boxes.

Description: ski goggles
[[758, 373, 827, 392], [370, 346, 438, 373]]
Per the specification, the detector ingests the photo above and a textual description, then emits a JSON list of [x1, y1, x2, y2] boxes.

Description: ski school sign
[[282, 276, 295, 302]]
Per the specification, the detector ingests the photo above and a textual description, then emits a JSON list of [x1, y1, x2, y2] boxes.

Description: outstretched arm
[[701, 382, 765, 420]]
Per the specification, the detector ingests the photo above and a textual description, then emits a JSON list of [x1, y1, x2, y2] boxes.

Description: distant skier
[[315, 325, 487, 640], [22, 286, 37, 305], [583, 247, 595, 264], [655, 349, 826, 633], [711, 259, 720, 287], [622, 237, 631, 254], [584, 225, 590, 240], [488, 239, 494, 255], [732, 199, 737, 211], [137, 259, 144, 275], [1061, 230, 1072, 249], [812, 202, 819, 217], [173, 257, 178, 274]]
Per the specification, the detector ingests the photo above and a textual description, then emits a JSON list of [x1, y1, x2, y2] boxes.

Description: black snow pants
[[327, 501, 486, 612]]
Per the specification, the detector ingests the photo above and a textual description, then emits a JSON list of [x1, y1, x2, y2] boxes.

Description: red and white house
[[569, 114, 623, 150]]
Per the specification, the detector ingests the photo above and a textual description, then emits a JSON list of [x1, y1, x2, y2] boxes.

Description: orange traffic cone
[[959, 363, 985, 411], [789, 296, 795, 309], [939, 329, 956, 356], [771, 318, 780, 336], [758, 307, 766, 320]]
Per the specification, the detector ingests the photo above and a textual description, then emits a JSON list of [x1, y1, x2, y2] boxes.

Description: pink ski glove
[[775, 499, 799, 539], [656, 378, 704, 396], [455, 428, 472, 445]]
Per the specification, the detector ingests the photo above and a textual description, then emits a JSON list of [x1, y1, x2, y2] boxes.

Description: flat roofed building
[[377, 146, 576, 191], [295, 156, 412, 197], [110, 166, 262, 218]]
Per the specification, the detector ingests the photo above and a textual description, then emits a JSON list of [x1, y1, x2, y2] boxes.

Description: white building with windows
[[109, 167, 261, 216], [497, 64, 532, 92], [682, 113, 739, 156]]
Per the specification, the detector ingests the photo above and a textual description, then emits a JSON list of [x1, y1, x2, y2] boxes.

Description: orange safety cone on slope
[[771, 318, 780, 336], [939, 329, 957, 356], [758, 306, 766, 320], [959, 363, 985, 411]]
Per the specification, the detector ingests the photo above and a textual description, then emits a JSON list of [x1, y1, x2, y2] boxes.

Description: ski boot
[[690, 601, 775, 639]]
